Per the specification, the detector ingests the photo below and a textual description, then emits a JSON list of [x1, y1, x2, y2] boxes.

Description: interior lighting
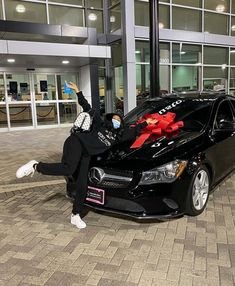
[[159, 22, 164, 29], [232, 25, 235, 31], [110, 15, 116, 23], [16, 4, 26, 13], [180, 51, 186, 55], [216, 4, 225, 13], [221, 64, 226, 70], [62, 60, 70, 64], [7, 59, 15, 63], [88, 13, 97, 21]]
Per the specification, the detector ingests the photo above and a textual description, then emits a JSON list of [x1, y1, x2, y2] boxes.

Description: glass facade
[[6, 1, 47, 24], [0, 72, 79, 130], [1, 0, 235, 130]]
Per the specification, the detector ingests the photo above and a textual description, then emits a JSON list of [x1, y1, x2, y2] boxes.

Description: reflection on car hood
[[93, 130, 203, 170]]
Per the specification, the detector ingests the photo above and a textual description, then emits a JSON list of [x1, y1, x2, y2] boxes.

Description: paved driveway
[[0, 128, 234, 286]]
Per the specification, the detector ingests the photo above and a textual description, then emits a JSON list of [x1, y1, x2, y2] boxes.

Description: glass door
[[5, 73, 33, 128]]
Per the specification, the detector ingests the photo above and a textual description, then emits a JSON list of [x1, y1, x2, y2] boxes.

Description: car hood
[[92, 130, 203, 171]]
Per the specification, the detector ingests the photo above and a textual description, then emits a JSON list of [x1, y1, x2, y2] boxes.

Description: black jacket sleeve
[[76, 91, 102, 128], [121, 121, 148, 142], [76, 91, 91, 112]]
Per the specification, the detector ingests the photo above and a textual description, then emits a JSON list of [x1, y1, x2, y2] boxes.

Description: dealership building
[[0, 0, 235, 131]]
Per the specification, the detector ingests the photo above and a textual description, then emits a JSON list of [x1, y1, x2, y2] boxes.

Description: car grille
[[88, 167, 133, 189]]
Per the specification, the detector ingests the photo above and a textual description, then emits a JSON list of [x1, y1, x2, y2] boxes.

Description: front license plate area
[[86, 186, 105, 205]]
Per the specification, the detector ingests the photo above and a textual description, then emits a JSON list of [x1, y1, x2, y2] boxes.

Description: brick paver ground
[[0, 128, 234, 286]]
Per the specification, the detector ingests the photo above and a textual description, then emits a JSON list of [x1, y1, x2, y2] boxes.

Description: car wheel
[[186, 166, 210, 216]]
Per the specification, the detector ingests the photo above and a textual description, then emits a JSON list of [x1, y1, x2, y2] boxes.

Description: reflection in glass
[[5, 0, 47, 24], [135, 0, 149, 26], [159, 5, 170, 29], [112, 66, 123, 114], [110, 4, 121, 33], [34, 75, 56, 101], [111, 43, 122, 66], [172, 44, 201, 64], [231, 17, 235, 36], [230, 68, 235, 96], [0, 74, 5, 102], [204, 12, 228, 35], [232, 1, 235, 14], [173, 7, 201, 32], [6, 74, 30, 102], [49, 0, 83, 5], [9, 104, 33, 127], [204, 0, 229, 13], [0, 106, 8, 128], [204, 46, 228, 65], [172, 0, 201, 8], [87, 0, 103, 8], [135, 41, 170, 64], [160, 66, 170, 93], [230, 50, 235, 65], [36, 103, 58, 126], [87, 10, 103, 33], [57, 74, 77, 100], [0, 1, 3, 19], [49, 5, 84, 26], [230, 68, 235, 87], [203, 67, 227, 91], [172, 66, 199, 92], [59, 103, 77, 124]]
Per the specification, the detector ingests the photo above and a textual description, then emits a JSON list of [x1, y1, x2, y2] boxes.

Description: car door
[[211, 99, 235, 180], [228, 97, 235, 167]]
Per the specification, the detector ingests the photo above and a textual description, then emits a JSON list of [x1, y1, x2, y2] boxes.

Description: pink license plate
[[86, 186, 105, 205]]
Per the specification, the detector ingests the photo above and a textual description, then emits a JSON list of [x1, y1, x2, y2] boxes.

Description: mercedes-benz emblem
[[88, 167, 105, 184]]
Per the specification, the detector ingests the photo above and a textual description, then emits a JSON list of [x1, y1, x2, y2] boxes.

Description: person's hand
[[146, 118, 158, 125], [66, 81, 80, 93]]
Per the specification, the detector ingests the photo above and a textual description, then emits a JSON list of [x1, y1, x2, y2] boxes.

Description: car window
[[124, 98, 213, 131], [230, 98, 235, 114], [214, 100, 234, 129]]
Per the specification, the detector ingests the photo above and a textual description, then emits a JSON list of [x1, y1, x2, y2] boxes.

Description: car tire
[[185, 166, 210, 216]]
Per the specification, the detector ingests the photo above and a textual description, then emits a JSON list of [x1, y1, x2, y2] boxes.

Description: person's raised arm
[[67, 82, 91, 112]]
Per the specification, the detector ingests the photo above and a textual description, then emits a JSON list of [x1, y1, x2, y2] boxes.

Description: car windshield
[[124, 97, 214, 131]]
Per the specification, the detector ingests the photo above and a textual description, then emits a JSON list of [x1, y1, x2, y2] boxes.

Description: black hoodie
[[74, 91, 147, 155]]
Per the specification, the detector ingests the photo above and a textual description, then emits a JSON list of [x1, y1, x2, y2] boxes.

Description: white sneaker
[[16, 160, 38, 178], [71, 214, 86, 229]]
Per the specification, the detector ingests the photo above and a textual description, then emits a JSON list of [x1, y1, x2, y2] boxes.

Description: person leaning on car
[[16, 82, 158, 229]]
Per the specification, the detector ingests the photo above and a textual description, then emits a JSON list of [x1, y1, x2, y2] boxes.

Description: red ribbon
[[130, 112, 184, 149]]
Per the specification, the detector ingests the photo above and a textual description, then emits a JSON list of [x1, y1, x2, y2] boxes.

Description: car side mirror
[[217, 120, 235, 131]]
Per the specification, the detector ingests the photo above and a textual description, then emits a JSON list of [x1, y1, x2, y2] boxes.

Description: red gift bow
[[130, 112, 184, 149]]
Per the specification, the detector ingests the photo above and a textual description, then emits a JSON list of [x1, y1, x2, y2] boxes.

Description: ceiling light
[[88, 13, 97, 21], [159, 22, 164, 29], [135, 51, 141, 54], [62, 60, 69, 64], [180, 51, 186, 55], [16, 4, 26, 13], [232, 25, 235, 31], [7, 59, 15, 63], [230, 50, 235, 53], [221, 64, 226, 70], [216, 4, 225, 13], [110, 15, 116, 23]]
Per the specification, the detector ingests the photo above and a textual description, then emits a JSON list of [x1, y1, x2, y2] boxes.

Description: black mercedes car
[[84, 93, 235, 219]]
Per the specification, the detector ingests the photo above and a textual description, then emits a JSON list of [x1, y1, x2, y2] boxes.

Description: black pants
[[37, 134, 90, 215]]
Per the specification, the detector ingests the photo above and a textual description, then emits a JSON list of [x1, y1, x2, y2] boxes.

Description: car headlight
[[139, 160, 188, 185]]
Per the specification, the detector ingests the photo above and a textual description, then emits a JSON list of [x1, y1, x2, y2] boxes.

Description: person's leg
[[36, 135, 82, 176], [16, 135, 82, 178], [71, 155, 91, 229]]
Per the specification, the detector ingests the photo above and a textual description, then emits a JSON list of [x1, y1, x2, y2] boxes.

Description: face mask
[[112, 119, 121, 129]]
